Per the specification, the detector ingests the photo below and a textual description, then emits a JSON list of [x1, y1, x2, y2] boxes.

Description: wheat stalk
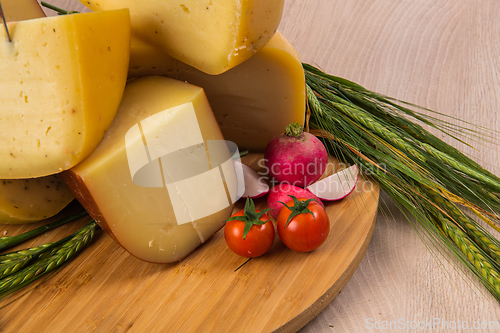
[[305, 63, 500, 301], [0, 210, 88, 252], [0, 243, 55, 278], [0, 221, 97, 299], [439, 217, 500, 295], [422, 188, 500, 267]]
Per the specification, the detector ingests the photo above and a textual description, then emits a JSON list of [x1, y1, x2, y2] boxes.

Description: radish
[[238, 162, 270, 199], [264, 123, 328, 187], [267, 184, 324, 219], [307, 165, 358, 201]]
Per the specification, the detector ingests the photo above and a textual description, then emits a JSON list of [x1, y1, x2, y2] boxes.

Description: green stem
[[285, 122, 304, 137], [40, 2, 79, 15], [0, 211, 89, 252], [234, 150, 249, 159], [234, 258, 252, 272]]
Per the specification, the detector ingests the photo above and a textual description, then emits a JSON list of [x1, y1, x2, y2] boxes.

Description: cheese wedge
[[0, 0, 45, 22], [129, 32, 306, 151], [81, 0, 285, 74], [0, 9, 131, 179], [62, 76, 238, 263], [0, 176, 74, 224]]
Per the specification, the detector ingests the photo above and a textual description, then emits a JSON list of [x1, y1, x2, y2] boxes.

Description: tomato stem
[[278, 195, 317, 228], [225, 198, 271, 240]]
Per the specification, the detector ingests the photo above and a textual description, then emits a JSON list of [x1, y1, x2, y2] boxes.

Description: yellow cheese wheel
[[63, 76, 238, 263], [0, 176, 74, 224], [0, 0, 75, 225], [0, 9, 131, 179], [129, 32, 306, 151], [81, 0, 285, 74]]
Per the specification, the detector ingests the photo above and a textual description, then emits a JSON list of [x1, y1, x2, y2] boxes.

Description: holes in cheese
[[0, 175, 74, 224], [62, 77, 238, 263], [0, 9, 131, 179], [128, 32, 306, 151], [81, 0, 285, 75]]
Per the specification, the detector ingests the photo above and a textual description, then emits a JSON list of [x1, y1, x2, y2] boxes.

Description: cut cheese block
[[0, 9, 131, 179], [62, 76, 238, 263], [129, 32, 306, 151], [0, 0, 45, 22], [0, 175, 74, 224], [81, 0, 285, 74]]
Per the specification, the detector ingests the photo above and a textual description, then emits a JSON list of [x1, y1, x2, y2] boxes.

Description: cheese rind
[[81, 0, 285, 74], [0, 175, 74, 224], [129, 32, 306, 151], [63, 77, 236, 263], [0, 10, 131, 178]]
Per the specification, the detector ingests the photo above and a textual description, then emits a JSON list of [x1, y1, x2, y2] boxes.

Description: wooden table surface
[[42, 0, 500, 332]]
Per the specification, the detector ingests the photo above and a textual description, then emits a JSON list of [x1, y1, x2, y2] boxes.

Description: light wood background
[[40, 0, 500, 332]]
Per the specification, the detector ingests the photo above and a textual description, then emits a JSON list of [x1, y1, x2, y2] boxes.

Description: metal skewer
[[0, 0, 12, 42]]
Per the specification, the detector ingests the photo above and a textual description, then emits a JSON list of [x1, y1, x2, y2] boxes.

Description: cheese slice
[[0, 0, 45, 22], [0, 9, 131, 179], [62, 76, 237, 263], [0, 176, 74, 224], [129, 32, 306, 151], [81, 0, 285, 74]]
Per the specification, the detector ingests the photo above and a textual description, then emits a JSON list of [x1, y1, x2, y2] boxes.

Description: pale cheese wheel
[[81, 0, 285, 74], [129, 32, 306, 151]]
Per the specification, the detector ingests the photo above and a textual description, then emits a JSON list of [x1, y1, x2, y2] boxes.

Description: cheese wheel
[[81, 0, 285, 75], [0, 10, 131, 179], [129, 32, 306, 151], [0, 0, 45, 22], [0, 0, 74, 224], [62, 76, 238, 263], [0, 176, 74, 224]]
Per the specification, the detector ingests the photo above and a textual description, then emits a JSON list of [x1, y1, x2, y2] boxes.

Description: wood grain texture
[[4, 0, 500, 331], [0, 154, 378, 332], [275, 0, 500, 332]]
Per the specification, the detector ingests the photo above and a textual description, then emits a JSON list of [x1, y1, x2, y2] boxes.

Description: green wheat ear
[[0, 221, 97, 300], [304, 63, 500, 302]]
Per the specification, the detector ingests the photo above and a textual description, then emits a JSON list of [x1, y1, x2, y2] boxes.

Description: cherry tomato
[[224, 199, 275, 258], [277, 196, 330, 252]]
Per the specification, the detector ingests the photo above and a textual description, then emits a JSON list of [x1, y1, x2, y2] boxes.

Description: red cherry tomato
[[224, 199, 275, 258], [277, 197, 330, 252]]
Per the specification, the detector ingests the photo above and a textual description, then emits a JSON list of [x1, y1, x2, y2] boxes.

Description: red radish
[[307, 165, 358, 201], [238, 162, 270, 199], [267, 184, 324, 219], [264, 123, 328, 187]]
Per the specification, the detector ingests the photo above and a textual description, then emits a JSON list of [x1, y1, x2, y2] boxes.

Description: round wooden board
[[0, 154, 379, 332]]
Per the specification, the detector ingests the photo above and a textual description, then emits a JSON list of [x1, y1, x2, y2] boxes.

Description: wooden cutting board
[[0, 154, 379, 332]]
